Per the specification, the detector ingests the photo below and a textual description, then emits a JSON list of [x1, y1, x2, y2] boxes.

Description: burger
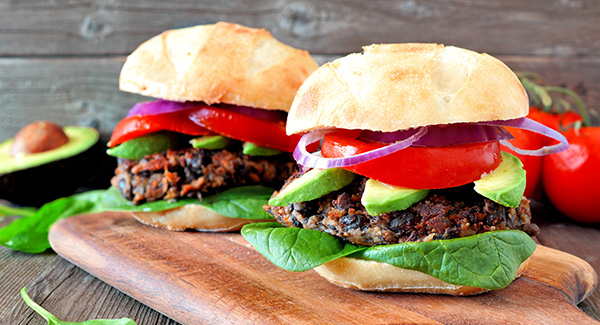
[[106, 22, 318, 231], [241, 43, 568, 295]]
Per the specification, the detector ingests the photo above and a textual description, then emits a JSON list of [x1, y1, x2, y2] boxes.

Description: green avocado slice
[[107, 133, 172, 160], [242, 142, 283, 156], [361, 179, 429, 216], [474, 151, 526, 208], [190, 135, 233, 150], [0, 126, 98, 174], [268, 168, 356, 206]]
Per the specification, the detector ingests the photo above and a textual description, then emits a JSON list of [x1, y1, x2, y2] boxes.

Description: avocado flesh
[[361, 179, 429, 216], [190, 135, 232, 150], [474, 151, 526, 208], [0, 126, 98, 174], [0, 126, 113, 207], [107, 133, 172, 160], [268, 168, 356, 206], [243, 142, 283, 156]]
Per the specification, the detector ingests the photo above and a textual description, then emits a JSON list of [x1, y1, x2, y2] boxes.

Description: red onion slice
[[293, 128, 428, 169], [218, 104, 287, 121], [126, 99, 196, 117], [477, 118, 569, 155], [361, 124, 514, 146], [127, 99, 286, 121]]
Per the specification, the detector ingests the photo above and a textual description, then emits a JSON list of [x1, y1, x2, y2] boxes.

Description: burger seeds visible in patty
[[112, 147, 297, 205], [265, 173, 539, 246]]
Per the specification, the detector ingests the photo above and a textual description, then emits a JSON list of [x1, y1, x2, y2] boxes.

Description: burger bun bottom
[[131, 204, 271, 232], [314, 256, 531, 296]]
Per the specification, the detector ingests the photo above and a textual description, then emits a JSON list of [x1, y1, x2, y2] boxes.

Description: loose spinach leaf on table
[[21, 287, 136, 325], [0, 204, 37, 218], [0, 185, 274, 253]]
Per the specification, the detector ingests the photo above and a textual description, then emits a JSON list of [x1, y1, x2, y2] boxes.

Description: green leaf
[[0, 186, 274, 253], [101, 186, 274, 219], [198, 186, 274, 219], [352, 230, 536, 290], [21, 287, 136, 325], [242, 223, 536, 289], [241, 222, 367, 271], [0, 204, 37, 217], [0, 192, 105, 253]]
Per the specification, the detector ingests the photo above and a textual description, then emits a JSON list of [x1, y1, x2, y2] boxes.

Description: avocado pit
[[10, 121, 69, 157]]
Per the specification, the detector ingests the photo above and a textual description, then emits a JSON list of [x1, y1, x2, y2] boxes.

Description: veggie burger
[[242, 44, 568, 295], [107, 22, 318, 231]]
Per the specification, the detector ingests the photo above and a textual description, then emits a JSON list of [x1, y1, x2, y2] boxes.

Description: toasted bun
[[287, 43, 528, 134], [314, 255, 531, 296], [131, 204, 271, 232], [120, 22, 318, 111]]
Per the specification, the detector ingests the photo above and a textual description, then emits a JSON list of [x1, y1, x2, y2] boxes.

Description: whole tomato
[[528, 107, 583, 133], [542, 127, 600, 223]]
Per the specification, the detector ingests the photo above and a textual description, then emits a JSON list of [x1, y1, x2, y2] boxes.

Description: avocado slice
[[361, 179, 429, 216], [107, 133, 172, 160], [243, 142, 283, 156], [190, 135, 233, 150], [0, 126, 113, 206], [474, 151, 526, 208], [268, 168, 356, 206]]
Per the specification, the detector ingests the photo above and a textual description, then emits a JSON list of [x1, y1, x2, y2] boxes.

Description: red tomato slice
[[321, 131, 502, 189], [188, 106, 299, 152], [108, 108, 210, 147], [109, 105, 299, 152]]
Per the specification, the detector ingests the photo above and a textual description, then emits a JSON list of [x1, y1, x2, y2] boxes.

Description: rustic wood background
[[1, 1, 599, 323], [1, 0, 599, 143]]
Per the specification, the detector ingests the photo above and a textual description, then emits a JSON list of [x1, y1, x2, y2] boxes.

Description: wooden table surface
[[0, 201, 598, 324]]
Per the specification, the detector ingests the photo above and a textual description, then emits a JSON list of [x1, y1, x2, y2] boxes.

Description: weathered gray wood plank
[[1, 0, 599, 57], [1, 55, 599, 143]]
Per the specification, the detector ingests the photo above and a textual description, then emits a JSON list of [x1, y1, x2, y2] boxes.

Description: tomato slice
[[321, 131, 502, 189], [109, 105, 300, 152], [188, 106, 300, 152], [108, 108, 211, 147]]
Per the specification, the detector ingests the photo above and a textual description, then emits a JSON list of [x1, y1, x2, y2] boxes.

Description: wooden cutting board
[[49, 212, 598, 325]]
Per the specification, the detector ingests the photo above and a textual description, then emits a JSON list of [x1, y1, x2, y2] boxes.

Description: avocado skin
[[0, 128, 115, 207]]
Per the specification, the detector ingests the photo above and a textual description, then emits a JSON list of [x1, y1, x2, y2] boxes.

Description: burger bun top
[[287, 43, 528, 134], [119, 22, 319, 112]]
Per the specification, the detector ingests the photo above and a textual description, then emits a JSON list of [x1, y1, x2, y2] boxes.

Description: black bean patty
[[265, 172, 539, 246], [111, 147, 297, 205]]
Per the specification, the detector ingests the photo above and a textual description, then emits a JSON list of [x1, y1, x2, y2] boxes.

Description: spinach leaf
[[21, 287, 136, 325], [100, 186, 274, 219], [198, 186, 274, 220], [241, 222, 367, 271], [0, 191, 106, 253], [353, 230, 536, 290], [242, 223, 536, 289], [0, 204, 37, 217], [0, 186, 274, 253]]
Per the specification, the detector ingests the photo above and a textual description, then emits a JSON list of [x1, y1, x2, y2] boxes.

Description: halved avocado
[[0, 126, 114, 206]]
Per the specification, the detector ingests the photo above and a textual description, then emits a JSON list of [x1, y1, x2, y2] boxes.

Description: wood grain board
[[49, 212, 598, 325], [2, 56, 599, 144], [2, 0, 600, 56]]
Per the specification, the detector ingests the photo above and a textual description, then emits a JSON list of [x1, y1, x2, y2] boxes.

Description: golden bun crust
[[314, 256, 531, 296], [131, 204, 271, 232], [287, 43, 528, 134], [120, 22, 318, 111]]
